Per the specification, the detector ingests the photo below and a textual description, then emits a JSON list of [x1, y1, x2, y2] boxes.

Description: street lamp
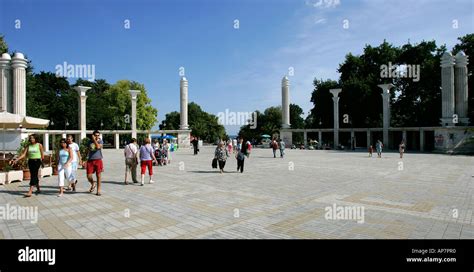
[[65, 119, 69, 130]]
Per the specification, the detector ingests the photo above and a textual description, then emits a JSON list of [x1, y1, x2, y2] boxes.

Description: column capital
[[455, 51, 469, 67], [440, 52, 455, 68], [129, 90, 141, 100], [282, 76, 290, 86], [330, 89, 342, 103], [74, 86, 91, 97], [330, 88, 342, 97], [11, 53, 28, 69], [378, 84, 394, 97], [0, 53, 11, 69]]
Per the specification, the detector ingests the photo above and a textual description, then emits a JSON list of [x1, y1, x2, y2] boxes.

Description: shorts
[[87, 159, 103, 175], [141, 160, 153, 175]]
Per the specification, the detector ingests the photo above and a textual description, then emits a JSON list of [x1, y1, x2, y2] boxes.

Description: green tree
[[0, 35, 8, 54], [159, 102, 227, 143], [290, 103, 305, 129]]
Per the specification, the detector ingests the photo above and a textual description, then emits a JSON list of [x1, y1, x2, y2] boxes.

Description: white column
[[330, 89, 342, 148], [0, 53, 11, 112], [180, 77, 189, 130], [318, 131, 322, 148], [454, 51, 469, 125], [303, 131, 307, 148], [440, 52, 456, 126], [62, 133, 67, 139], [44, 132, 49, 152], [351, 130, 355, 149], [74, 86, 91, 140], [366, 129, 371, 148], [402, 130, 407, 142], [115, 133, 120, 149], [378, 84, 394, 147], [419, 129, 424, 152], [281, 76, 291, 128], [129, 90, 141, 139], [11, 53, 27, 116]]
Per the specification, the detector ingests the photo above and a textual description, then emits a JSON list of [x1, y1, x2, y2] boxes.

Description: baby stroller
[[154, 148, 163, 166], [161, 147, 169, 165]]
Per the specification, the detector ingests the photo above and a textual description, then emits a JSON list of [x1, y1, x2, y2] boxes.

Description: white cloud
[[306, 0, 341, 9]]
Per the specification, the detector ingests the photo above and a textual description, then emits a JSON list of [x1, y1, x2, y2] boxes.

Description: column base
[[440, 118, 456, 127], [280, 130, 293, 146], [177, 130, 191, 149]]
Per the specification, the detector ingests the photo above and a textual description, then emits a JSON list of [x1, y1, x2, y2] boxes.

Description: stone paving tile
[[0, 147, 473, 239]]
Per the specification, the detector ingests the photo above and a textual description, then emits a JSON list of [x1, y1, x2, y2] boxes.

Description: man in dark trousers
[[191, 137, 199, 155]]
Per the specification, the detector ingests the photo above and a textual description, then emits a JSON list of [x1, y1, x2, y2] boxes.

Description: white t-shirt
[[125, 143, 138, 159], [69, 143, 80, 163]]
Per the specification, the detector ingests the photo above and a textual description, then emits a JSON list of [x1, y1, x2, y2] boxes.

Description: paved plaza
[[0, 147, 473, 239]]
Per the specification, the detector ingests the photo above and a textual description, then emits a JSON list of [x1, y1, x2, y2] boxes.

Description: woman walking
[[57, 138, 74, 197], [12, 134, 44, 197], [139, 138, 158, 186], [399, 140, 406, 159], [214, 141, 229, 174], [236, 138, 248, 173], [66, 135, 81, 191], [376, 140, 383, 158]]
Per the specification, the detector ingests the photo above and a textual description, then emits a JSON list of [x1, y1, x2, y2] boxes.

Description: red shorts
[[141, 160, 153, 175], [87, 159, 103, 175]]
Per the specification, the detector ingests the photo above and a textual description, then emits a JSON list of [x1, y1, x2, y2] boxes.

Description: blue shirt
[[59, 149, 69, 165], [140, 145, 154, 161], [88, 139, 104, 160]]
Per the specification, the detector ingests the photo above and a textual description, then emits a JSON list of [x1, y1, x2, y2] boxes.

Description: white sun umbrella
[[0, 111, 50, 159]]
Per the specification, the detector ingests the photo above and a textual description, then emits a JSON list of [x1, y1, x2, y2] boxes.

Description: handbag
[[212, 158, 217, 169]]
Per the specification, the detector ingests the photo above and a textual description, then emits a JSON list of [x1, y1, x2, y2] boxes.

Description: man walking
[[85, 130, 104, 196], [124, 138, 139, 185]]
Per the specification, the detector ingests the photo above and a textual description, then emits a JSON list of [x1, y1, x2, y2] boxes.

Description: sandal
[[24, 193, 32, 198], [89, 182, 96, 193], [96, 192, 101, 196]]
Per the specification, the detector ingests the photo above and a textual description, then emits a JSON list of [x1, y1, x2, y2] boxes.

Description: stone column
[[0, 53, 11, 112], [402, 130, 407, 143], [454, 51, 470, 125], [330, 89, 342, 148], [350, 130, 355, 147], [303, 131, 308, 149], [318, 131, 322, 148], [378, 84, 394, 147], [180, 77, 189, 130], [440, 52, 456, 126], [74, 86, 91, 140], [366, 129, 371, 148], [281, 76, 291, 128], [44, 132, 49, 152], [115, 133, 120, 149], [11, 53, 27, 116], [129, 90, 141, 139], [419, 129, 424, 152]]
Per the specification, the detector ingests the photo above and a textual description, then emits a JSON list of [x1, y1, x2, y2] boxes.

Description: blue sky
[[1, 0, 473, 135]]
